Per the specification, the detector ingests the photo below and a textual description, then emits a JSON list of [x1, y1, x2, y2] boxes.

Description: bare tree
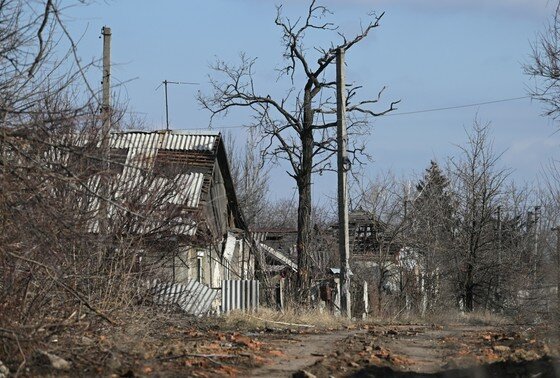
[[524, 1, 560, 325], [525, 3, 560, 122], [199, 1, 398, 300], [225, 129, 270, 228], [450, 120, 510, 312]]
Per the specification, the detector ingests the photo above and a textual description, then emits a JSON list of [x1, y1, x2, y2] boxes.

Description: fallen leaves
[[268, 349, 285, 357], [230, 333, 263, 350]]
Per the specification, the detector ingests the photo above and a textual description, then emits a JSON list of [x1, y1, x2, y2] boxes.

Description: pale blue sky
[[65, 0, 559, 203]]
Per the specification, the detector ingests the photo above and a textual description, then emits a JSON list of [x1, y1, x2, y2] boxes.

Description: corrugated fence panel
[[148, 279, 218, 316], [221, 280, 259, 313]]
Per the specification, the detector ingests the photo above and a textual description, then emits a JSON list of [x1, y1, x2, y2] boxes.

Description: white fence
[[221, 279, 259, 313]]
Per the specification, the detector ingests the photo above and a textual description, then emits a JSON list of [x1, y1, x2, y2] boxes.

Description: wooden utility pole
[[554, 227, 560, 333], [98, 26, 111, 263], [534, 206, 541, 285], [496, 205, 502, 310], [336, 47, 351, 318], [101, 26, 111, 135]]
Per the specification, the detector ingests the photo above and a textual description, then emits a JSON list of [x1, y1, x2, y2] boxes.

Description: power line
[[207, 95, 532, 130], [381, 96, 530, 117]]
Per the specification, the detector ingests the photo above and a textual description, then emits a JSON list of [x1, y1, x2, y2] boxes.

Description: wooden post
[[554, 227, 560, 334], [101, 26, 111, 135], [336, 48, 351, 319], [497, 205, 502, 311], [98, 26, 111, 264], [534, 206, 540, 285], [363, 280, 369, 319], [276, 278, 285, 312]]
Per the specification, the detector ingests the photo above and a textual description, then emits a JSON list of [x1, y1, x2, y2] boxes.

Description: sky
[[64, 0, 560, 205]]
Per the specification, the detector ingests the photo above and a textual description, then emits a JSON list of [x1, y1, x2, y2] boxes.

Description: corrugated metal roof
[[111, 130, 218, 152], [86, 130, 221, 236]]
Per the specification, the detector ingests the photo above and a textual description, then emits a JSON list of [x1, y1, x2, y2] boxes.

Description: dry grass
[[393, 310, 511, 326], [220, 307, 352, 331]]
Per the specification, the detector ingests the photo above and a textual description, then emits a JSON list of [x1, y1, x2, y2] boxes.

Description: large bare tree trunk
[[296, 96, 314, 302]]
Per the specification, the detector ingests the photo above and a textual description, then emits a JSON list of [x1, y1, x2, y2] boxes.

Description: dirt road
[[250, 330, 365, 378], [248, 323, 560, 377], [15, 309, 559, 377]]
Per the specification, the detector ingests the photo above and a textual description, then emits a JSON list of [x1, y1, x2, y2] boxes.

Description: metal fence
[[148, 279, 218, 316], [221, 279, 259, 313]]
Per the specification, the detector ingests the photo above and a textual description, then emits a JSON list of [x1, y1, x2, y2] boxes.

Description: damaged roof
[[87, 129, 245, 236]]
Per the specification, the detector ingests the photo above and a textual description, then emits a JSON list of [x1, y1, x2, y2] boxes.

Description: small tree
[[409, 161, 456, 313], [199, 1, 398, 300], [450, 120, 510, 312]]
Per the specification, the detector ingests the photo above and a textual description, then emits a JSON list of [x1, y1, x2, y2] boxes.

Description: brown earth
[[294, 323, 560, 378], [4, 309, 559, 377]]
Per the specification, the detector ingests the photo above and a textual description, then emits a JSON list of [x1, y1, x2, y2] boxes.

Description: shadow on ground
[[350, 356, 560, 378]]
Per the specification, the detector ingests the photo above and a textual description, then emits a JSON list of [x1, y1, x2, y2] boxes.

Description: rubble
[[0, 360, 9, 378]]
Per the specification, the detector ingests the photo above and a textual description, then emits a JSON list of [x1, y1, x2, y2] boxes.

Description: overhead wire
[[206, 95, 533, 130], [381, 96, 530, 117]]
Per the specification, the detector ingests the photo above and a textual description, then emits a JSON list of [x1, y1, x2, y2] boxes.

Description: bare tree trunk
[[296, 109, 314, 302], [296, 178, 312, 301], [465, 264, 474, 311]]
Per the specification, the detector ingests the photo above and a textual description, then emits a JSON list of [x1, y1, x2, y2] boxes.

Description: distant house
[[86, 130, 253, 289], [330, 210, 418, 316], [252, 228, 298, 272], [344, 210, 402, 260]]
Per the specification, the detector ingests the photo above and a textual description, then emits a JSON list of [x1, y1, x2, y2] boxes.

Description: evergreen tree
[[410, 161, 455, 313]]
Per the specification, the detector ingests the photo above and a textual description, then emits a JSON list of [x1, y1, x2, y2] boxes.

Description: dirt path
[[249, 330, 362, 378], [248, 324, 558, 377]]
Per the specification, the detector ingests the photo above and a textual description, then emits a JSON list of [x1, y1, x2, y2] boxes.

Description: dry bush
[[0, 1, 196, 372], [220, 307, 352, 331]]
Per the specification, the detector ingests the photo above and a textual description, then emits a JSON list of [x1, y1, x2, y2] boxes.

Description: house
[[252, 228, 298, 272], [330, 210, 418, 316], [85, 130, 253, 290]]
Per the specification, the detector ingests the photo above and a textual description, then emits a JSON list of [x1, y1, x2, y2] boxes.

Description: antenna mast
[[158, 80, 199, 131]]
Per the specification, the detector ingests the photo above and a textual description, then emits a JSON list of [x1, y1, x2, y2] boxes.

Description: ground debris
[[33, 350, 72, 370], [292, 369, 317, 378], [0, 360, 9, 378], [299, 323, 559, 377], [8, 309, 559, 377]]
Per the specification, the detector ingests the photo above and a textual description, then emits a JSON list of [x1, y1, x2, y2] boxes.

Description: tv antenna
[[156, 80, 200, 131]]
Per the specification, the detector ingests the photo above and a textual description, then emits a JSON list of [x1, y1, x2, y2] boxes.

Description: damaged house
[[333, 210, 418, 317], [83, 130, 254, 312]]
